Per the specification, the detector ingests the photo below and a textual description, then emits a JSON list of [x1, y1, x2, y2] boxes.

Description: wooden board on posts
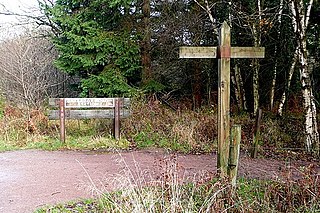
[[48, 98, 130, 142]]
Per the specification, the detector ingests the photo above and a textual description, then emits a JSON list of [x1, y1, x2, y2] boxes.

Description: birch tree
[[251, 0, 263, 116], [270, 0, 284, 110], [277, 47, 298, 116], [289, 0, 319, 154]]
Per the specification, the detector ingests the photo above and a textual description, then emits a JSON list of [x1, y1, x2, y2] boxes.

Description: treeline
[[36, 0, 320, 112], [0, 0, 319, 153]]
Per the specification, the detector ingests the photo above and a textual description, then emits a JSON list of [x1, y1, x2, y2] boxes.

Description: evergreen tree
[[43, 0, 141, 97]]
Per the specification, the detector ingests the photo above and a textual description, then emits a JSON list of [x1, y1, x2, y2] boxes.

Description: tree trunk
[[278, 47, 298, 116], [192, 60, 202, 109], [252, 0, 262, 116], [232, 63, 247, 111], [141, 0, 152, 84], [300, 54, 319, 153], [270, 0, 284, 110]]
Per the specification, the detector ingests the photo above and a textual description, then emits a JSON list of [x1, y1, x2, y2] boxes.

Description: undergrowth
[[0, 97, 314, 155], [122, 98, 217, 153], [0, 105, 130, 151]]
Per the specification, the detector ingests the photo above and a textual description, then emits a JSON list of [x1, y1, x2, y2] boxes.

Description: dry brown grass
[[122, 98, 217, 153]]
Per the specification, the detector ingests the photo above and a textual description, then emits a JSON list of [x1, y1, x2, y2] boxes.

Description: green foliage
[[142, 80, 166, 93], [80, 67, 137, 97], [44, 0, 141, 97]]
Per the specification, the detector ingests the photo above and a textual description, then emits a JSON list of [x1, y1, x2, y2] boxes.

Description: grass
[[34, 155, 320, 213], [0, 117, 131, 152], [0, 99, 219, 153], [0, 103, 132, 152], [35, 154, 228, 213], [0, 98, 311, 155]]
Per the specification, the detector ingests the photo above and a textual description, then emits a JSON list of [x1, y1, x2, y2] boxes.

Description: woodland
[[0, 0, 320, 154], [0, 1, 319, 212]]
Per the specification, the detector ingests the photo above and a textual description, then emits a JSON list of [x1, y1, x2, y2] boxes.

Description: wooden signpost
[[48, 98, 130, 142], [180, 21, 265, 178]]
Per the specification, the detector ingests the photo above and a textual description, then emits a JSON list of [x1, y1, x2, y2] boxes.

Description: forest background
[[0, 0, 319, 157]]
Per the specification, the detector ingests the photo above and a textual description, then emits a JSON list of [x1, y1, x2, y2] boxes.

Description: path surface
[[0, 149, 318, 213]]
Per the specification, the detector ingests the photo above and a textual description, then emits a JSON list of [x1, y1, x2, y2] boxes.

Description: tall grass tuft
[[264, 164, 320, 212], [76, 153, 231, 212]]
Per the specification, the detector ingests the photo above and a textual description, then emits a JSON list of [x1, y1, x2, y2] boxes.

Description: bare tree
[[0, 34, 67, 109], [0, 0, 60, 38]]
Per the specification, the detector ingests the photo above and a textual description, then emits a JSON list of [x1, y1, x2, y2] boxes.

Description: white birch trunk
[[252, 0, 262, 116], [229, 6, 247, 112], [270, 0, 284, 110], [252, 27, 261, 116], [278, 47, 298, 116], [289, 0, 319, 153]]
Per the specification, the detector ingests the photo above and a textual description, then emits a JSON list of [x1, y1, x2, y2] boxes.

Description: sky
[[0, 0, 40, 40]]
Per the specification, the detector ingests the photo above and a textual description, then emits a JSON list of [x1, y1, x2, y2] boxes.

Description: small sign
[[64, 98, 115, 108]]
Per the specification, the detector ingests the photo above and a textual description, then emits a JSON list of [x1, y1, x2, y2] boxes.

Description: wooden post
[[59, 98, 66, 143], [114, 98, 121, 140], [217, 22, 231, 177], [228, 125, 241, 187], [179, 21, 265, 178], [252, 108, 262, 158]]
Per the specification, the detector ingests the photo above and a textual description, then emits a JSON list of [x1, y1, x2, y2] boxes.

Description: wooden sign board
[[48, 98, 131, 141], [49, 98, 130, 108], [179, 47, 217, 58], [64, 98, 114, 108], [48, 109, 130, 120]]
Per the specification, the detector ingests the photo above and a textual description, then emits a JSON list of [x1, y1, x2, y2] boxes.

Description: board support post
[[59, 98, 66, 143], [114, 98, 121, 140]]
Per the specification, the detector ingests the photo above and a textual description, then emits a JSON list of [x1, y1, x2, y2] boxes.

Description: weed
[[264, 164, 320, 212]]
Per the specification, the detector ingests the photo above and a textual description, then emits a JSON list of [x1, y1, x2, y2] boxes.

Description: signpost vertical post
[[59, 98, 66, 143], [217, 22, 231, 176], [179, 21, 265, 178]]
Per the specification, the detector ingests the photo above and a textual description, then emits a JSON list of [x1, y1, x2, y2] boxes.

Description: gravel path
[[0, 149, 318, 213]]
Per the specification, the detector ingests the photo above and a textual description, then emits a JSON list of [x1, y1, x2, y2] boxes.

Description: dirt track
[[0, 149, 318, 213]]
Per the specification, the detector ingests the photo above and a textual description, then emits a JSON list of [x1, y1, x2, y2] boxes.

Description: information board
[[64, 98, 115, 108]]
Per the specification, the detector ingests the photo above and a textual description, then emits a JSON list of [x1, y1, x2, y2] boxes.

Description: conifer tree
[[43, 0, 141, 97]]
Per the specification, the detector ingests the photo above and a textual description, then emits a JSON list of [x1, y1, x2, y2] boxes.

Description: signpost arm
[[217, 21, 231, 177]]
